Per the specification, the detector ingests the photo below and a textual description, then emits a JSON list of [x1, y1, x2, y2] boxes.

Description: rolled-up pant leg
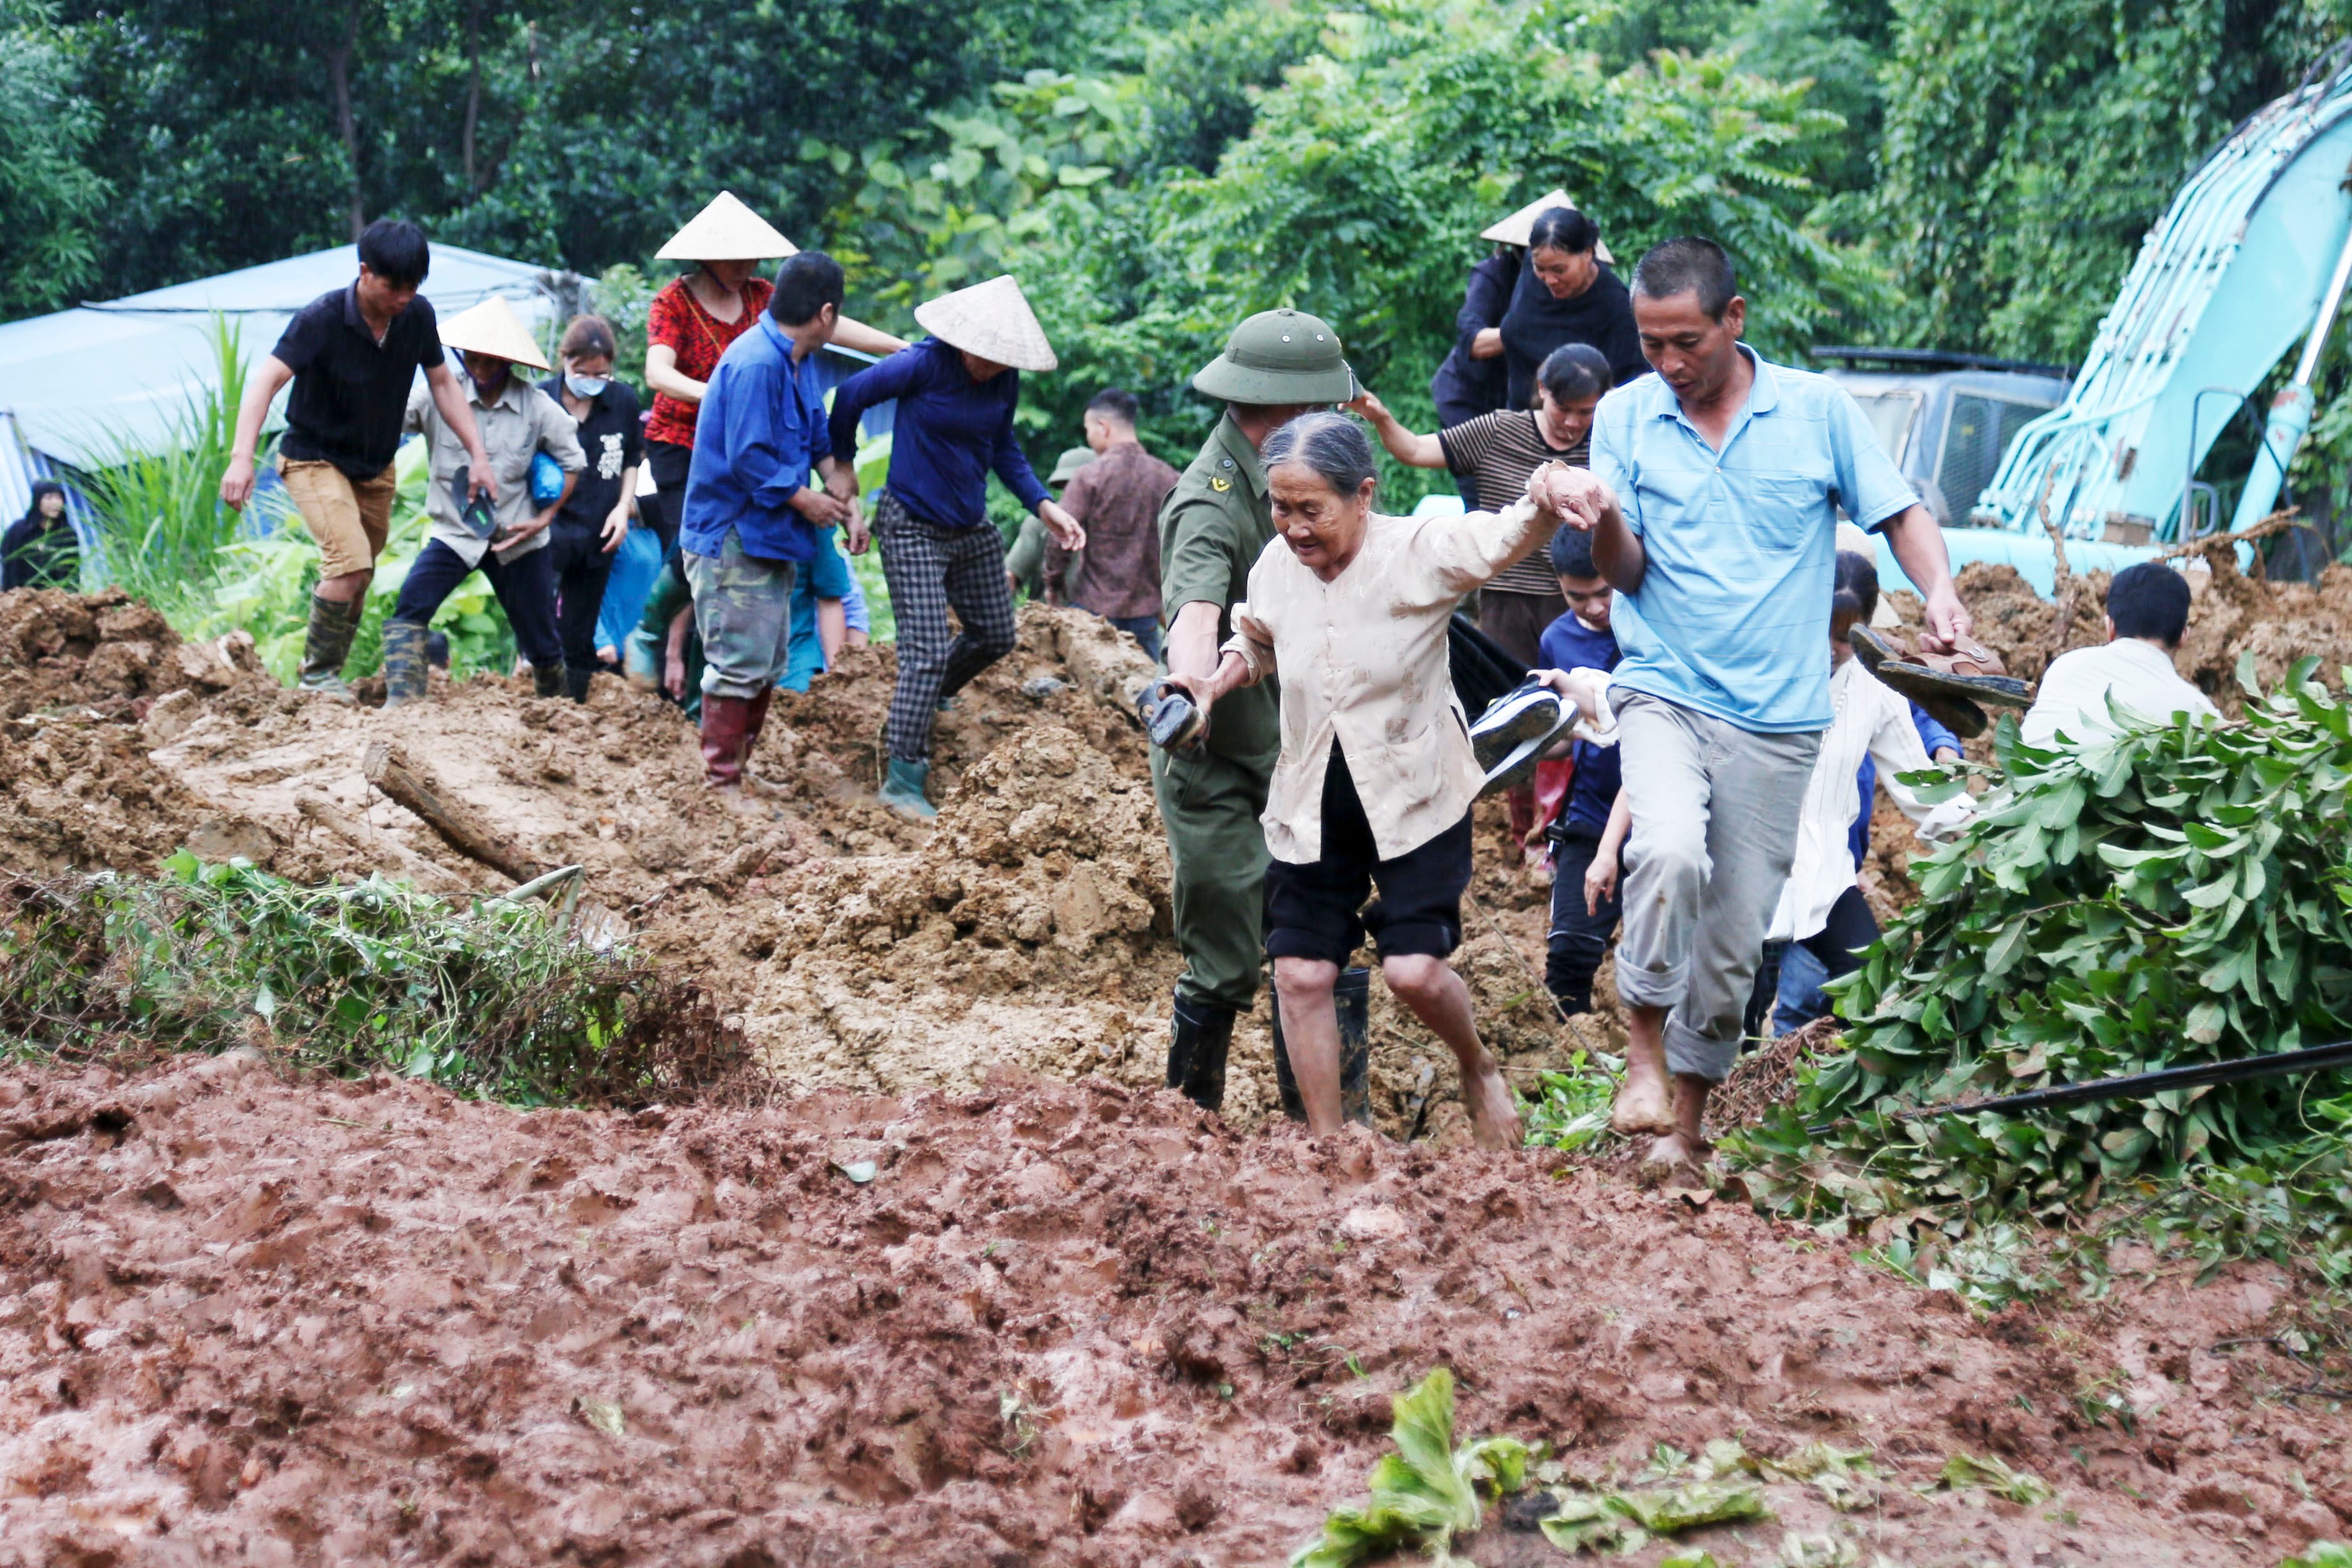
[[1151, 743, 1272, 1013], [1613, 693, 1818, 1082]]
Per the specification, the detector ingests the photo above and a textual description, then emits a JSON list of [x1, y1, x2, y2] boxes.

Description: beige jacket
[[404, 373, 584, 569], [1224, 496, 1557, 863]]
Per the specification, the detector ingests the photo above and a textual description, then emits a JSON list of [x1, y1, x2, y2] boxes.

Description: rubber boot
[[879, 756, 938, 819], [379, 619, 429, 709], [741, 686, 781, 794], [1167, 990, 1236, 1113], [532, 660, 567, 700], [1271, 967, 1373, 1125], [564, 662, 595, 703], [297, 592, 363, 701], [699, 694, 754, 788]]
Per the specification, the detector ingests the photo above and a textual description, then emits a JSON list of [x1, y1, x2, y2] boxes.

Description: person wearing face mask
[[1352, 342, 1618, 867], [3, 482, 80, 592], [1498, 207, 1645, 412], [825, 274, 1086, 819], [537, 314, 642, 703], [641, 194, 906, 553], [380, 297, 585, 707]]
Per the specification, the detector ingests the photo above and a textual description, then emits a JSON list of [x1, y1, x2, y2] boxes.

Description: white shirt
[[2020, 638, 2217, 749], [1224, 498, 1555, 863], [1767, 658, 1972, 944]]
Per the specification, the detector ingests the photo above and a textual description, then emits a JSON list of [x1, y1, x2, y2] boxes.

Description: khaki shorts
[[279, 457, 398, 579]]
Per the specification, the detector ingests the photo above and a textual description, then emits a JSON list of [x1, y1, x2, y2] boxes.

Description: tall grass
[[72, 315, 282, 620]]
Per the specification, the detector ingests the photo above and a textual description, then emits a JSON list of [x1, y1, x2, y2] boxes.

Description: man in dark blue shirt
[[1537, 527, 1624, 1016], [824, 274, 1084, 817], [680, 252, 858, 792]]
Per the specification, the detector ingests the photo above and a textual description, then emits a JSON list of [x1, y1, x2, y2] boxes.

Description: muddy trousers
[[683, 527, 798, 701], [391, 539, 562, 667], [1151, 743, 1273, 1013], [1613, 694, 1820, 1083], [876, 494, 1017, 762]]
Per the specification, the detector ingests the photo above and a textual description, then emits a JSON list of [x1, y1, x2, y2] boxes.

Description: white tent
[[0, 242, 581, 529]]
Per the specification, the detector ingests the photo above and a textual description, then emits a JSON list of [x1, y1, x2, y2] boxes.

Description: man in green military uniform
[[1156, 308, 1359, 1109]]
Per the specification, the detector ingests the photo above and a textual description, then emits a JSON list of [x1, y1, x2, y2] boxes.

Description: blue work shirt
[[826, 336, 1050, 531], [1537, 609, 1622, 835], [1590, 348, 1918, 733], [681, 315, 828, 563], [1850, 701, 1961, 866]]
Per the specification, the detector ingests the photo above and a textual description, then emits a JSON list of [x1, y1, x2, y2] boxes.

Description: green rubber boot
[[296, 592, 363, 702], [879, 756, 938, 819], [532, 660, 566, 699], [379, 619, 429, 708]]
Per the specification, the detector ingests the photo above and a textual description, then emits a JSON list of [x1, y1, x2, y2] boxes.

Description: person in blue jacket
[[825, 274, 1084, 817]]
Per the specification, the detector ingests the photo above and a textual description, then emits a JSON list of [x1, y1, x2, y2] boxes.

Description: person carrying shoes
[[679, 252, 862, 794], [1151, 309, 1359, 1115], [380, 297, 584, 708], [218, 220, 497, 701]]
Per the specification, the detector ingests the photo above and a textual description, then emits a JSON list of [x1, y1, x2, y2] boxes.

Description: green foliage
[[2282, 1544, 2352, 1568], [1519, 1056, 1617, 1152], [0, 853, 741, 1107], [0, 0, 108, 318], [1289, 1367, 1529, 1567], [1935, 1451, 2053, 1506]]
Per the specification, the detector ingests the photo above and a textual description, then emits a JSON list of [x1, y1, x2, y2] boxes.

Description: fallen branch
[[2150, 507, 2300, 564], [294, 792, 468, 893], [2034, 472, 2077, 664], [361, 740, 544, 884]]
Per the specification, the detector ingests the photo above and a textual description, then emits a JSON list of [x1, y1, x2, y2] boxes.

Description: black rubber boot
[[532, 660, 567, 700], [1270, 967, 1372, 1125], [564, 662, 595, 703], [1167, 990, 1236, 1113]]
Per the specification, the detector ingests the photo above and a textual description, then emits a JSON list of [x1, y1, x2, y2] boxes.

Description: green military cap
[[1191, 308, 1359, 405], [1047, 445, 1095, 486]]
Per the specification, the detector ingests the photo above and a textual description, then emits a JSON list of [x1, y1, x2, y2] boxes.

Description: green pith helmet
[[1191, 308, 1359, 405], [1048, 445, 1095, 486]]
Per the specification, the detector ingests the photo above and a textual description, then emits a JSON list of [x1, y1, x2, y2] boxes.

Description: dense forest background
[[6, 0, 2351, 480]]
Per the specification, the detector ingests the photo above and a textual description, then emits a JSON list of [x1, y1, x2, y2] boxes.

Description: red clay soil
[[1, 1054, 2346, 1567]]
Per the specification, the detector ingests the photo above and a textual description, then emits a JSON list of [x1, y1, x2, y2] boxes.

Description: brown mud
[[1, 1056, 2344, 1567], [5, 583, 2352, 1562]]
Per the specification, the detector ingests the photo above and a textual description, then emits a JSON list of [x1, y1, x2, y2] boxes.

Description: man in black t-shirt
[[219, 219, 496, 700]]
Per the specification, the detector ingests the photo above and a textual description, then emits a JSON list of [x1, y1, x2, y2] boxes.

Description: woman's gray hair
[[1262, 410, 1378, 502]]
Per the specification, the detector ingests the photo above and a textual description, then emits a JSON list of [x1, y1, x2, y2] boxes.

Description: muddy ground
[[5, 563, 2352, 1563]]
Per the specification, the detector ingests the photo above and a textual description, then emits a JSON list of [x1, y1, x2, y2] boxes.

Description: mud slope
[[0, 1056, 2342, 1567]]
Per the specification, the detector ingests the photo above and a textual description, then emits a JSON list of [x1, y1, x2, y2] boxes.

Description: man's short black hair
[[2107, 561, 2193, 648], [357, 219, 430, 288], [769, 251, 846, 327], [1631, 236, 1737, 322], [1551, 525, 1598, 580], [1087, 387, 1139, 425]]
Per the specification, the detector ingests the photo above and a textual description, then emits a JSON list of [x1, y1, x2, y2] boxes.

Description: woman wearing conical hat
[[379, 295, 587, 708], [824, 274, 1084, 817], [640, 193, 907, 551]]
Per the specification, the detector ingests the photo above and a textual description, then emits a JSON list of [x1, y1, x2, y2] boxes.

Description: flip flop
[[1469, 678, 1566, 774], [1872, 658, 2032, 711]]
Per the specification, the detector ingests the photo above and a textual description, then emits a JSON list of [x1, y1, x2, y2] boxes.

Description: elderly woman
[[826, 274, 1086, 818], [642, 193, 905, 551], [1166, 411, 1576, 1148], [1499, 208, 1644, 411]]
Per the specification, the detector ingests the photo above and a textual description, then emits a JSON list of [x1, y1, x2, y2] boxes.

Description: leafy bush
[[1290, 1367, 1528, 1568], [0, 852, 750, 1109], [1736, 657, 2352, 1234]]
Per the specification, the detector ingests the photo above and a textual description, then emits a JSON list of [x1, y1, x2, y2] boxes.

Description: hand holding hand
[[1528, 463, 1616, 532], [792, 487, 853, 528], [824, 468, 859, 506]]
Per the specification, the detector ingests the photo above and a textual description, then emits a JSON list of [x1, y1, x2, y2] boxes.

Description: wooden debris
[[361, 741, 544, 883]]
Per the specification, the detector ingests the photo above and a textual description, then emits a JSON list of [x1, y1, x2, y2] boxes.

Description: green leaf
[[1938, 1452, 2054, 1505]]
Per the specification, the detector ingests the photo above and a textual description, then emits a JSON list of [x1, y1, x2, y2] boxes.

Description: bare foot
[[1461, 1063, 1523, 1150], [1610, 1063, 1675, 1136], [1638, 1131, 1714, 1189]]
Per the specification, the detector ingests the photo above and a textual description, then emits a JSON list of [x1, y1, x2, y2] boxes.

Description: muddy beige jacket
[[1223, 496, 1557, 864], [404, 373, 584, 569]]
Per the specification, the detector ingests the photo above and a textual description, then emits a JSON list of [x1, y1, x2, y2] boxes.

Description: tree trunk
[[325, 0, 366, 240], [462, 0, 483, 193]]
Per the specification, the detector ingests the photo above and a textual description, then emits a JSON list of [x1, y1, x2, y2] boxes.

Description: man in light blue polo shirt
[[1539, 236, 1973, 1182]]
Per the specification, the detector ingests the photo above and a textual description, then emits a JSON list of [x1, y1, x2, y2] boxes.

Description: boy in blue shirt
[[1537, 528, 1624, 1015]]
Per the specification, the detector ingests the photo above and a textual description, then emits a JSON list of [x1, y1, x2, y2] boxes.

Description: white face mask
[[565, 373, 609, 399]]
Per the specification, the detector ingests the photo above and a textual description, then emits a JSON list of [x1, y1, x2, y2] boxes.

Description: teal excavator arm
[[1972, 49, 2352, 546]]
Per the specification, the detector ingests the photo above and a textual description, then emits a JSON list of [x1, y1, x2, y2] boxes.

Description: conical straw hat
[[913, 275, 1058, 372], [437, 295, 550, 370], [656, 191, 798, 262], [1480, 189, 1615, 264]]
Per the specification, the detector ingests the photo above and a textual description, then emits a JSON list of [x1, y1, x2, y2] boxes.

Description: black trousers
[[544, 524, 616, 671], [390, 539, 562, 667], [1744, 884, 1881, 1038], [1544, 824, 1625, 1017]]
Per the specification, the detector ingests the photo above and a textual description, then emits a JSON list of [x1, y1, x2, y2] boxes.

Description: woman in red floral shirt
[[639, 193, 904, 548]]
